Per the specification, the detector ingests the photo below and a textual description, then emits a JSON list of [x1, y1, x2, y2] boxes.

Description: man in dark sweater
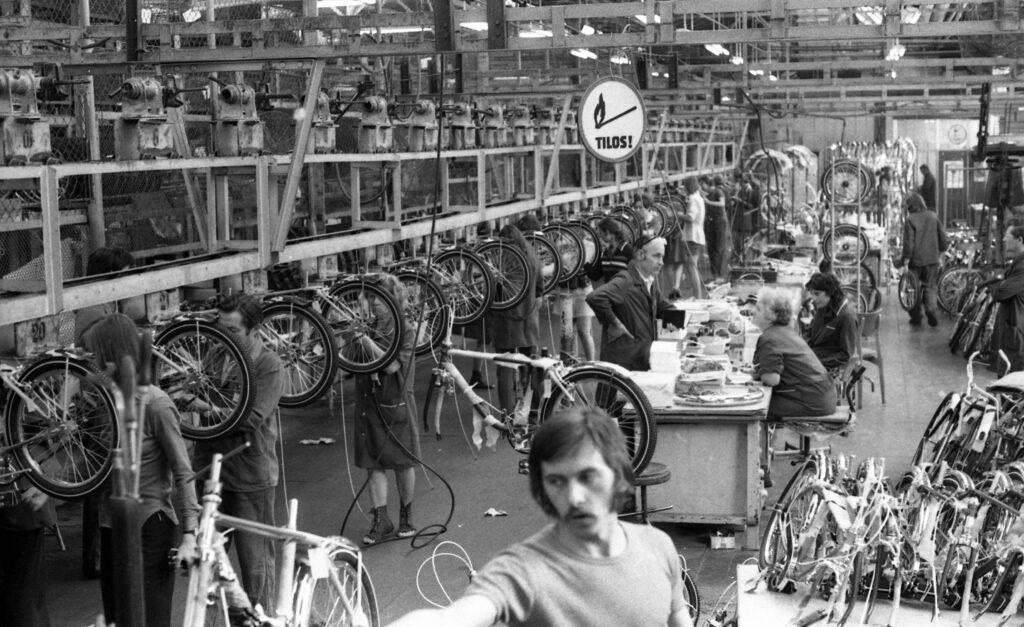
[[919, 164, 937, 211], [900, 192, 949, 326]]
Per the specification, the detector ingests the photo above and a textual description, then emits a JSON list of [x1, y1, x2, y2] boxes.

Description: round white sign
[[577, 77, 647, 163]]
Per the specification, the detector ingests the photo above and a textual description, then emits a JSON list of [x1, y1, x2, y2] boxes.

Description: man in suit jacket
[[587, 236, 674, 371]]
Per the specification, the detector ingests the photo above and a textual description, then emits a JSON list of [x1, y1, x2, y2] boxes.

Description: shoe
[[397, 502, 416, 538], [362, 506, 395, 545], [468, 372, 493, 390], [927, 312, 938, 327], [909, 318, 922, 326]]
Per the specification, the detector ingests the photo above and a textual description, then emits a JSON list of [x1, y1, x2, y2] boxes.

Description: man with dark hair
[[587, 236, 674, 371], [387, 408, 693, 627], [192, 292, 284, 611], [899, 191, 949, 327], [919, 164, 937, 211]]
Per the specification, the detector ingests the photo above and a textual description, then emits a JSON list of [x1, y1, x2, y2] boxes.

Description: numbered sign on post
[[14, 315, 59, 357]]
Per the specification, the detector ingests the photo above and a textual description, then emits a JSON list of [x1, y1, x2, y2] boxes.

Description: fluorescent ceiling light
[[730, 56, 744, 65], [610, 53, 630, 65], [580, 24, 595, 35], [318, 0, 374, 6], [460, 21, 489, 31], [768, 74, 778, 81], [634, 15, 661, 24], [748, 69, 764, 76], [359, 26, 433, 34], [704, 43, 729, 56], [182, 7, 202, 21], [993, 66, 1011, 76], [570, 48, 597, 60], [494, 76, 530, 81], [721, 95, 732, 102], [901, 8, 921, 24], [519, 27, 553, 38], [885, 43, 905, 61]]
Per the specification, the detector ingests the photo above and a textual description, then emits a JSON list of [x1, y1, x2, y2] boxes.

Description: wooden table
[[645, 389, 769, 550]]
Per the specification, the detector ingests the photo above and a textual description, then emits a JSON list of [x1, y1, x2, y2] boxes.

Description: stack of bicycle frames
[[757, 383, 1024, 625], [948, 280, 999, 359]]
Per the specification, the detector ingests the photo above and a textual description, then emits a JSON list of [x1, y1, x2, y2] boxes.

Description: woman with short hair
[[803, 272, 859, 376]]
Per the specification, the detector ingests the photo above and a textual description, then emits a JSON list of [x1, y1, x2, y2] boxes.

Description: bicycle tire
[[650, 200, 678, 239], [785, 486, 837, 581], [759, 459, 822, 571], [525, 232, 562, 295], [474, 239, 532, 311], [432, 248, 495, 327], [3, 354, 118, 499], [898, 271, 922, 313], [396, 270, 450, 357], [609, 205, 644, 237], [821, 224, 871, 265], [821, 160, 875, 204], [678, 557, 702, 624], [939, 541, 972, 610], [912, 392, 961, 467], [327, 280, 405, 375], [978, 552, 1021, 615], [832, 262, 876, 291], [154, 319, 255, 441], [938, 267, 984, 315], [864, 544, 891, 623], [542, 223, 586, 282], [565, 220, 601, 267], [293, 543, 380, 627], [262, 299, 338, 408], [540, 363, 656, 475]]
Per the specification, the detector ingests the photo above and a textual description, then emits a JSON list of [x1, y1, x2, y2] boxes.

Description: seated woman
[[753, 287, 838, 422], [802, 272, 859, 379]]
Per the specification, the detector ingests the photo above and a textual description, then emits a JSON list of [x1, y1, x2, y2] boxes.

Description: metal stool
[[630, 462, 672, 524]]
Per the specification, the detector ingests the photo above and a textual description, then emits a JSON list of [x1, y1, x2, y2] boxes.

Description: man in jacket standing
[[586, 236, 674, 371], [919, 164, 937, 211], [899, 192, 949, 327], [993, 224, 1024, 376]]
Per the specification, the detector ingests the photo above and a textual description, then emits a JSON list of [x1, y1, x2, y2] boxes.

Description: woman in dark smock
[[753, 287, 837, 421], [351, 274, 421, 545]]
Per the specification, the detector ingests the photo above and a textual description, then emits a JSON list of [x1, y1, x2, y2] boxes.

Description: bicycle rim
[[154, 320, 254, 441], [679, 557, 702, 624], [294, 546, 380, 627], [263, 300, 339, 408], [475, 240, 531, 311], [541, 364, 656, 474], [432, 249, 494, 327], [396, 271, 450, 357], [525, 233, 561, 295], [4, 356, 118, 499], [327, 281, 404, 375], [543, 223, 585, 281], [898, 272, 921, 313]]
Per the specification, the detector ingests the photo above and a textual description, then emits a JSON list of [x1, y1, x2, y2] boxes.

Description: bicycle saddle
[[988, 371, 1024, 394]]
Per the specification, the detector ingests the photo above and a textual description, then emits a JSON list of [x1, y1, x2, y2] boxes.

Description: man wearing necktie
[[587, 236, 675, 371]]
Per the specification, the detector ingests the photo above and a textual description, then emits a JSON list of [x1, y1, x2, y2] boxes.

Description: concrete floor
[[42, 287, 991, 626]]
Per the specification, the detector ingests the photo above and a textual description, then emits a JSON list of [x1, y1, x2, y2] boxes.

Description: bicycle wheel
[[978, 552, 1022, 614], [650, 200, 678, 239], [396, 270, 450, 357], [154, 319, 254, 441], [911, 391, 961, 467], [525, 233, 561, 295], [609, 205, 644, 236], [821, 160, 875, 204], [832, 262, 876, 290], [543, 223, 585, 282], [938, 267, 984, 315], [678, 557, 702, 624], [432, 248, 495, 327], [262, 299, 338, 408], [293, 543, 380, 627], [566, 219, 601, 268], [326, 280, 404, 375], [898, 271, 922, 313], [785, 486, 838, 581], [3, 354, 118, 499], [475, 239, 532, 311], [759, 459, 822, 571], [821, 224, 871, 266], [540, 363, 656, 474]]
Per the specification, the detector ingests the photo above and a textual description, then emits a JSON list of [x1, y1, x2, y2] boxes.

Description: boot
[[362, 506, 395, 545], [397, 502, 416, 538]]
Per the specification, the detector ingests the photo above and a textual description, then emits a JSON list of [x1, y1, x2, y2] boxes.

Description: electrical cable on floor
[[337, 380, 370, 523], [414, 540, 477, 608]]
